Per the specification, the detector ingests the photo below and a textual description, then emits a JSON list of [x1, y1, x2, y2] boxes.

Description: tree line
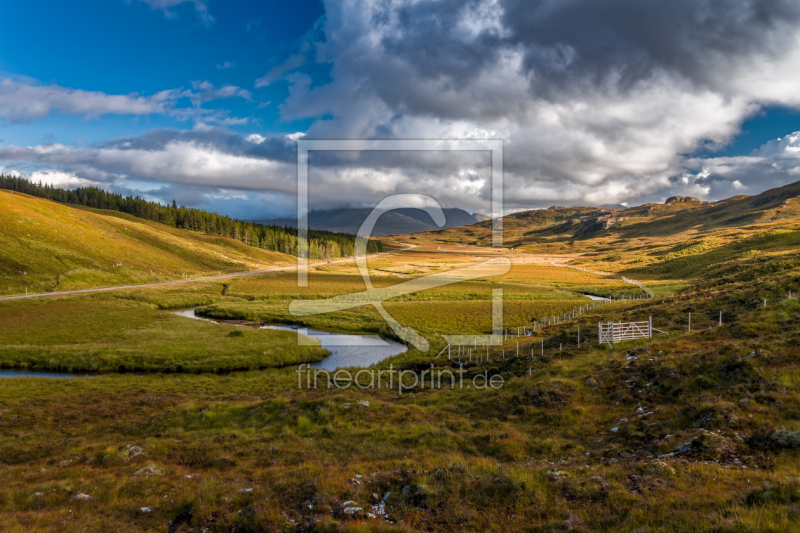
[[0, 175, 381, 259]]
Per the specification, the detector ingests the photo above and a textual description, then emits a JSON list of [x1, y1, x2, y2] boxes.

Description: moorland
[[1, 181, 800, 531]]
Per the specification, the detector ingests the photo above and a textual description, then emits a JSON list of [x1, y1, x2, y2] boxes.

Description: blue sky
[[3, 0, 800, 218], [0, 0, 323, 145]]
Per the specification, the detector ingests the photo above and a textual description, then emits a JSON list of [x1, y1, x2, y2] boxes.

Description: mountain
[[255, 207, 482, 236], [405, 180, 800, 276]]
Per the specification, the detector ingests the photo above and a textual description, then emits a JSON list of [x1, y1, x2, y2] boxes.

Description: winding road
[[0, 244, 416, 302]]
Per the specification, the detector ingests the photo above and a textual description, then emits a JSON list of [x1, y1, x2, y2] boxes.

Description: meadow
[[1, 190, 800, 531]]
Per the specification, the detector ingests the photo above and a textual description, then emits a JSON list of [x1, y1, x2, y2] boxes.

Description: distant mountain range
[[254, 207, 487, 236]]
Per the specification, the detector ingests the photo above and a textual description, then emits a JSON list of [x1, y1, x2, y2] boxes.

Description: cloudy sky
[[3, 0, 800, 219]]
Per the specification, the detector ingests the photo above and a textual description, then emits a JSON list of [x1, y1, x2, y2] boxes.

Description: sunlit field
[[2, 205, 800, 531]]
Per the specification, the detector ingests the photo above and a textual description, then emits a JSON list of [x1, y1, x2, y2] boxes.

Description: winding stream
[[0, 370, 83, 379], [174, 308, 407, 371]]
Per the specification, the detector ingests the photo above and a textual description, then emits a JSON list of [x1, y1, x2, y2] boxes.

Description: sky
[[3, 0, 800, 219]]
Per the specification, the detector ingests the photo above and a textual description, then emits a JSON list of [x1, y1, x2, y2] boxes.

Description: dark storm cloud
[[8, 0, 800, 214], [278, 0, 800, 208]]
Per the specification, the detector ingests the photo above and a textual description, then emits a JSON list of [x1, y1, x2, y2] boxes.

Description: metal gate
[[598, 317, 652, 345]]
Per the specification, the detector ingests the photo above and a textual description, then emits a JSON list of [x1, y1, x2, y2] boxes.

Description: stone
[[133, 464, 164, 477], [358, 400, 370, 408], [665, 195, 702, 204], [72, 493, 91, 501], [141, 507, 151, 513], [127, 445, 146, 459], [344, 506, 362, 515]]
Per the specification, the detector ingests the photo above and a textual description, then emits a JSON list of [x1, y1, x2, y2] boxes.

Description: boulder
[[665, 195, 702, 204], [133, 464, 164, 477]]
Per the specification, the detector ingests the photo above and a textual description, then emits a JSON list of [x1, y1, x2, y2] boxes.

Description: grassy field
[[1, 290, 799, 531], [2, 189, 800, 530], [0, 191, 294, 295], [0, 296, 326, 373]]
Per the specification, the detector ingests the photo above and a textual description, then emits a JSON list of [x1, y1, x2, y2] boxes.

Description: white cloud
[[255, 55, 306, 87], [135, 0, 213, 24], [0, 141, 295, 192], [29, 169, 101, 189], [275, 0, 800, 208], [0, 78, 251, 125], [0, 78, 172, 123]]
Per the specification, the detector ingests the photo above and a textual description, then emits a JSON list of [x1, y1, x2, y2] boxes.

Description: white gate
[[599, 317, 652, 345]]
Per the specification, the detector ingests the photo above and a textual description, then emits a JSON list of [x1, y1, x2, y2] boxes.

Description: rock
[[767, 429, 800, 449], [371, 501, 387, 516], [358, 400, 370, 408], [665, 195, 702, 204], [636, 407, 645, 414], [367, 512, 376, 519], [33, 492, 44, 497], [344, 506, 362, 515], [72, 493, 91, 501], [58, 460, 72, 467], [141, 507, 151, 513], [611, 427, 619, 432], [240, 488, 254, 493], [126, 445, 146, 459], [133, 464, 164, 477], [355, 474, 363, 479], [343, 500, 357, 506], [383, 492, 391, 501]]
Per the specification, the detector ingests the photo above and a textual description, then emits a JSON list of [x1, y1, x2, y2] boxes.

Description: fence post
[[648, 316, 652, 339]]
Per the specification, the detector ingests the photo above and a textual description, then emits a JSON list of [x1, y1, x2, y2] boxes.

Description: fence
[[552, 262, 655, 298], [598, 317, 652, 345]]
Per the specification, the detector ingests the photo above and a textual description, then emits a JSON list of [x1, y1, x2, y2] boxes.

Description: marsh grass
[[4, 189, 800, 530]]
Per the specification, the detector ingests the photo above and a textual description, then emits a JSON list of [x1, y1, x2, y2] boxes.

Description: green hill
[[0, 190, 296, 294], [409, 180, 800, 277]]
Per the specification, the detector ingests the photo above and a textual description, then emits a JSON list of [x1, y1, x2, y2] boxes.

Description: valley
[[1, 184, 799, 530]]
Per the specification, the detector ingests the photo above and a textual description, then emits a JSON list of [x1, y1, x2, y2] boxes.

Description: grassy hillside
[[0, 191, 295, 294], [2, 184, 800, 530], [407, 180, 800, 278]]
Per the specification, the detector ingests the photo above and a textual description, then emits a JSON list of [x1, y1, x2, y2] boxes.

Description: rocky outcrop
[[665, 195, 702, 204]]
